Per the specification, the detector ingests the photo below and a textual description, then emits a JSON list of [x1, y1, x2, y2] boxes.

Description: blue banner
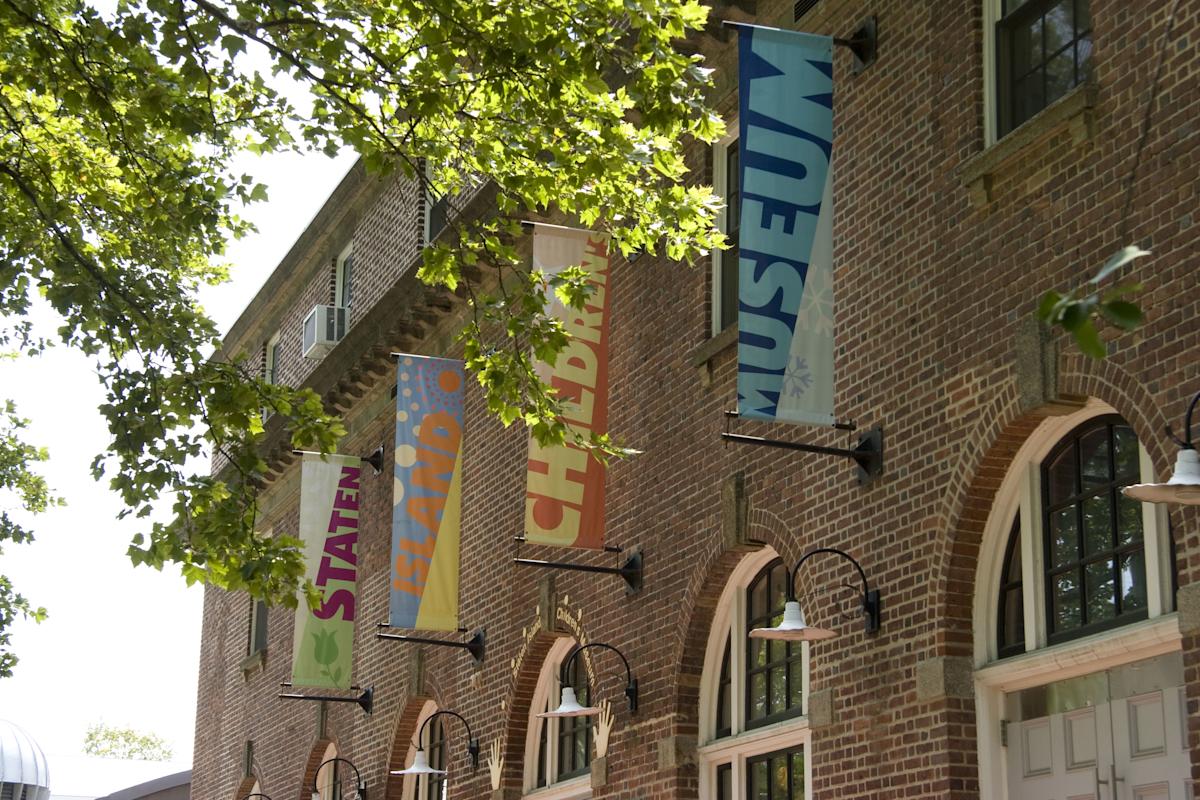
[[736, 25, 836, 427]]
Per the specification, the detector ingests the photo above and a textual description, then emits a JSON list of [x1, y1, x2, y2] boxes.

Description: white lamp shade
[[1123, 448, 1200, 505], [537, 686, 600, 718], [390, 750, 447, 777], [749, 600, 837, 642]]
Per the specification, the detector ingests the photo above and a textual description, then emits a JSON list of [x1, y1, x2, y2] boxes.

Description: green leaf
[[1099, 299, 1144, 330], [1072, 320, 1107, 359], [1091, 246, 1151, 285]]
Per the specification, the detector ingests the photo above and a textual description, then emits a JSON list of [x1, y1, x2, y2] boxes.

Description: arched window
[[398, 702, 447, 800], [315, 742, 339, 800], [973, 402, 1186, 800], [524, 638, 593, 799], [698, 548, 810, 800]]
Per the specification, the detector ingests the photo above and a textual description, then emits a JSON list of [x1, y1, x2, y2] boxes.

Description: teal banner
[[736, 25, 836, 427]]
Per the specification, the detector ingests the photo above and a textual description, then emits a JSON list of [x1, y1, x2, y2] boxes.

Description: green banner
[[292, 453, 361, 688]]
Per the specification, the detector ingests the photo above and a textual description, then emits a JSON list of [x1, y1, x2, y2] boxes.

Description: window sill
[[690, 324, 738, 386], [975, 613, 1180, 692], [522, 774, 591, 800], [960, 83, 1098, 207], [240, 649, 266, 679], [697, 715, 809, 759]]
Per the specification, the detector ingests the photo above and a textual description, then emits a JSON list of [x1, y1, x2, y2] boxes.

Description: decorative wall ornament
[[592, 700, 614, 758], [487, 740, 504, 790]]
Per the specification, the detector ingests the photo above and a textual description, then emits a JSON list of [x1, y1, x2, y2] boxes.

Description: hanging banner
[[390, 354, 463, 631], [735, 25, 836, 427], [292, 453, 362, 689], [524, 224, 612, 549]]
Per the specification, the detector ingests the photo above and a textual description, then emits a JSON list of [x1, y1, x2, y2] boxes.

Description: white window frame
[[982, 0, 1002, 147], [247, 597, 268, 657], [971, 399, 1179, 800], [334, 242, 354, 314], [697, 547, 812, 800], [711, 123, 739, 338], [522, 637, 592, 800]]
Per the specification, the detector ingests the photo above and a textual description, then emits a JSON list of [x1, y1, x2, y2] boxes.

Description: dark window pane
[[1113, 426, 1139, 479], [751, 672, 767, 718], [1050, 507, 1078, 568], [789, 655, 804, 708], [1002, 588, 1025, 649], [721, 248, 739, 331], [769, 563, 787, 609], [772, 754, 788, 796], [1120, 551, 1148, 613], [720, 143, 740, 332], [1079, 427, 1111, 487], [1053, 571, 1081, 631], [1085, 559, 1116, 623], [751, 572, 768, 619], [769, 637, 786, 665], [718, 763, 733, 800], [769, 666, 786, 715], [790, 751, 805, 799], [717, 636, 731, 736], [1046, 48, 1076, 104], [1076, 33, 1093, 81], [751, 759, 769, 800], [1044, 0, 1075, 53], [1082, 494, 1113, 556], [1005, 529, 1022, 582], [751, 636, 767, 668], [1116, 495, 1144, 547], [1013, 16, 1044, 76], [1047, 447, 1077, 504]]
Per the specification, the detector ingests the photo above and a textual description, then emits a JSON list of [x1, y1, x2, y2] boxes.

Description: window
[[264, 332, 281, 385], [247, 599, 268, 657], [711, 130, 740, 336], [698, 549, 810, 800], [972, 401, 1182, 800], [406, 712, 446, 800], [994, 0, 1093, 136], [335, 243, 354, 312], [315, 743, 339, 800], [524, 638, 593, 798]]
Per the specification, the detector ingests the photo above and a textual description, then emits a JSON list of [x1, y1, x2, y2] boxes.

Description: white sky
[[0, 148, 357, 772]]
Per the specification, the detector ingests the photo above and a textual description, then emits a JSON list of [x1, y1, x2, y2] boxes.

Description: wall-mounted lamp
[[538, 642, 638, 719], [240, 794, 272, 800], [391, 710, 480, 779], [310, 757, 366, 800], [750, 547, 881, 642], [1124, 390, 1200, 504]]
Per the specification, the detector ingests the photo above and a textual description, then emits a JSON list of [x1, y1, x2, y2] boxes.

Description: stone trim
[[959, 83, 1098, 207]]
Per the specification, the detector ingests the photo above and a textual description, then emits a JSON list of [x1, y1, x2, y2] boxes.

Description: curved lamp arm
[[790, 547, 881, 634], [1167, 390, 1200, 449], [415, 709, 480, 768], [561, 642, 638, 713], [241, 794, 273, 800], [311, 757, 366, 800]]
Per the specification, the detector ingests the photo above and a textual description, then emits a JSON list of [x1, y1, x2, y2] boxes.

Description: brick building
[[191, 1, 1200, 799]]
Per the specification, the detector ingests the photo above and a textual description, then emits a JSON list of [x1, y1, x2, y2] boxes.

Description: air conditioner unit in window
[[302, 305, 348, 359]]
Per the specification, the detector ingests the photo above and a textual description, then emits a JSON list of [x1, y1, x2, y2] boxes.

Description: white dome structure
[[0, 720, 50, 800]]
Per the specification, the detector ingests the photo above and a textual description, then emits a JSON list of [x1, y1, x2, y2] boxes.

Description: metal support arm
[[562, 642, 639, 714], [791, 547, 881, 634], [415, 709, 480, 768], [375, 625, 486, 664]]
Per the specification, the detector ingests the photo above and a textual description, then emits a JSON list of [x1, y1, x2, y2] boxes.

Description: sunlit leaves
[[1038, 246, 1150, 359]]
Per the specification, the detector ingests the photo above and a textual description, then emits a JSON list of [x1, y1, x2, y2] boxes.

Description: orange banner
[[524, 224, 612, 549]]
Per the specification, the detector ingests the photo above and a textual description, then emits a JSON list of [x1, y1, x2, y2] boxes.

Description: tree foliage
[[83, 722, 174, 761], [1039, 246, 1149, 358], [0, 0, 722, 671]]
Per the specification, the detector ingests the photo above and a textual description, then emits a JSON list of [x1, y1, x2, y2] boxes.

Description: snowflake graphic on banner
[[783, 356, 813, 398], [796, 267, 834, 337]]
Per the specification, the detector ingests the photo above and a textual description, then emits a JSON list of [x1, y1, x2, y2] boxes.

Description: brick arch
[[495, 628, 566, 794], [383, 695, 436, 800], [931, 353, 1172, 660], [232, 775, 259, 800], [296, 738, 335, 800], [667, 507, 801, 722]]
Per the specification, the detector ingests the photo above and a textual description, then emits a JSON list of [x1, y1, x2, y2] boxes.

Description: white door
[[1005, 653, 1189, 800]]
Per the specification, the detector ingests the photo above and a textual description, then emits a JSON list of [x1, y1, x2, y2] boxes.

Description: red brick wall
[[193, 1, 1200, 799]]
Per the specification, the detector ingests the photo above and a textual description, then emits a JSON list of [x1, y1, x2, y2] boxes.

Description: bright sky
[[0, 148, 357, 773]]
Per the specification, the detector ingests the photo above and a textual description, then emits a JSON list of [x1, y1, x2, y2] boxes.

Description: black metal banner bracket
[[722, 415, 884, 486], [514, 550, 643, 595], [278, 686, 373, 714], [374, 626, 487, 665], [833, 16, 877, 73]]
